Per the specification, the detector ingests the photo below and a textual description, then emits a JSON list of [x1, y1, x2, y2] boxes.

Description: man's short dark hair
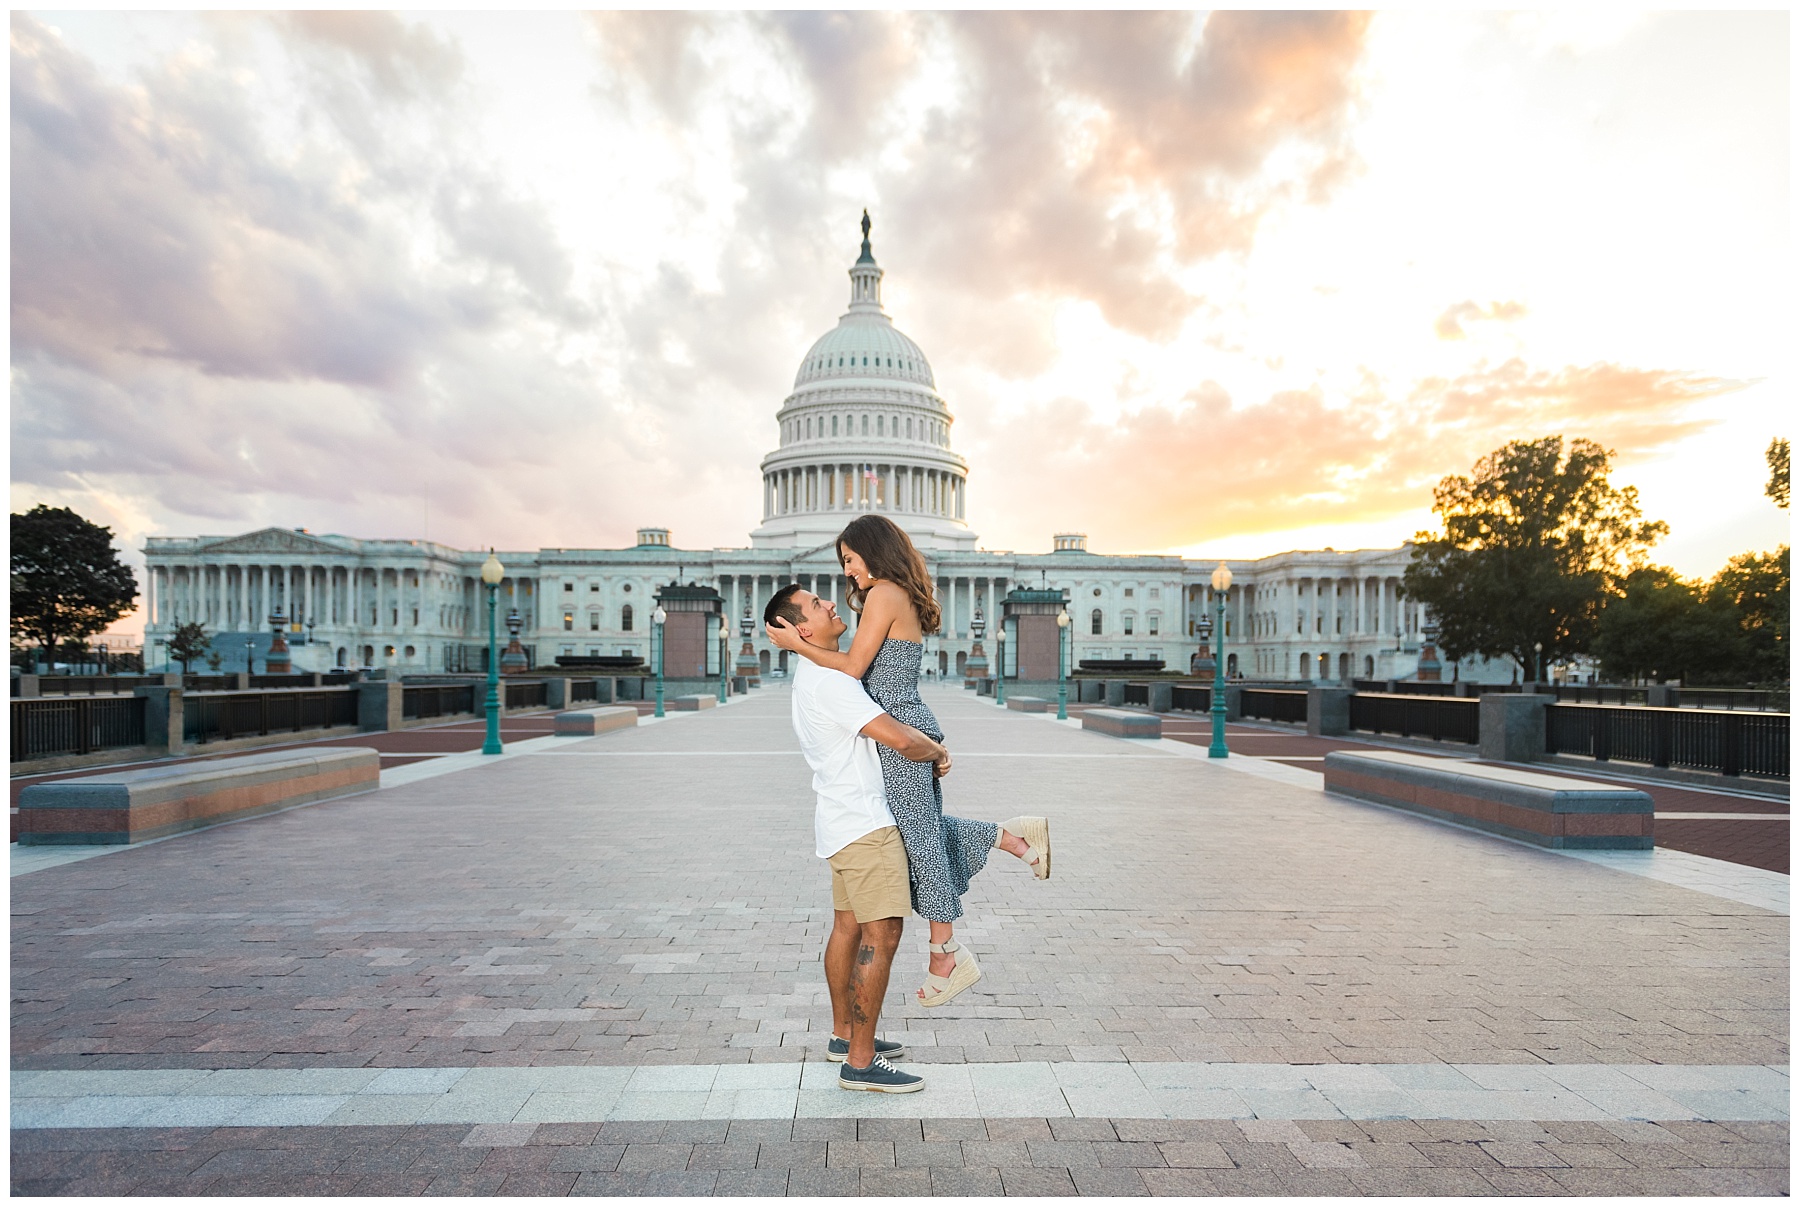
[[763, 583, 807, 630]]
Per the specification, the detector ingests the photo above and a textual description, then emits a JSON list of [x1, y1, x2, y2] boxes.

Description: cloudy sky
[[11, 10, 1790, 638]]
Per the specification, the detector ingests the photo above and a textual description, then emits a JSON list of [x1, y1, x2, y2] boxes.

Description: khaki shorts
[[828, 826, 910, 923]]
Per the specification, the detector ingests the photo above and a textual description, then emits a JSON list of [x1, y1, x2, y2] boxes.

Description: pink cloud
[[973, 359, 1738, 552]]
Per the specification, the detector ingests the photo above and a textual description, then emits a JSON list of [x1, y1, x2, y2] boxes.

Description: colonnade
[[146, 561, 522, 638], [1236, 575, 1422, 641], [763, 462, 964, 521]]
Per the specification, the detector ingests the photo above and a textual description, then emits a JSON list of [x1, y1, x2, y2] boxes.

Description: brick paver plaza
[[11, 686, 1788, 1195]]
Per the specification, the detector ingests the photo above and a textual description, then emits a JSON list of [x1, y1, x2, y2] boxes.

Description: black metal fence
[[28, 675, 153, 696], [1241, 689, 1306, 723], [571, 679, 598, 703], [1546, 705, 1788, 779], [1549, 685, 1648, 706], [11, 697, 148, 761], [1349, 693, 1479, 744], [1122, 683, 1149, 706], [505, 681, 548, 710], [1674, 688, 1786, 712], [1170, 685, 1212, 712], [1350, 680, 1518, 696], [184, 689, 359, 745], [403, 684, 478, 720]]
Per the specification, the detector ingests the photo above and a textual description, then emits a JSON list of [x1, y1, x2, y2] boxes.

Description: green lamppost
[[1055, 607, 1070, 720], [716, 616, 729, 703], [994, 623, 1007, 707], [480, 551, 505, 755], [1208, 561, 1232, 758], [652, 605, 667, 718]]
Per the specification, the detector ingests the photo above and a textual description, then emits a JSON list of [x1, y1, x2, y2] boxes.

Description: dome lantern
[[848, 208, 885, 313]]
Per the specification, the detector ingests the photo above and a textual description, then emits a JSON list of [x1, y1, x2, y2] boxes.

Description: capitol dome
[[750, 214, 975, 552], [793, 313, 935, 390]]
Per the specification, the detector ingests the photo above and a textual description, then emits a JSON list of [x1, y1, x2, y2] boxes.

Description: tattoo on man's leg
[[855, 944, 875, 966]]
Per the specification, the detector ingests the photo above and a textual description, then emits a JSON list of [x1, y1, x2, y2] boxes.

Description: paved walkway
[[10, 685, 1788, 1195]]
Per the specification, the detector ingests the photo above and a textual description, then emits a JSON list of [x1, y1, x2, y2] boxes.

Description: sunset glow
[[10, 11, 1790, 640]]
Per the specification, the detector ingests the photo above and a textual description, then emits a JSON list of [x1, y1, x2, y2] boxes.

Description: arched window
[[832, 415, 838, 436], [877, 415, 884, 436], [621, 604, 634, 632], [1298, 652, 1310, 680], [1364, 655, 1374, 678], [1091, 609, 1103, 635], [862, 414, 869, 435]]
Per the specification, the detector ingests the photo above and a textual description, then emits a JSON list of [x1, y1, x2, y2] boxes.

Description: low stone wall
[[17, 747, 381, 846], [553, 706, 639, 737], [666, 694, 718, 712], [1081, 709, 1162, 739], [1323, 749, 1652, 850]]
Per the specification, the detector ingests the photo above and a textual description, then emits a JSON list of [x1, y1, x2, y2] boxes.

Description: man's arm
[[860, 713, 952, 779]]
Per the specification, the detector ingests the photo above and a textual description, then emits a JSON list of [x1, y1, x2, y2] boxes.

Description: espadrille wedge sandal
[[1000, 815, 1051, 880], [918, 939, 981, 1008]]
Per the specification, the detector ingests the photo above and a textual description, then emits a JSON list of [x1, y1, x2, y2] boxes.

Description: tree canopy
[[1401, 436, 1666, 679], [1767, 437, 1789, 509], [10, 505, 138, 666], [167, 622, 211, 674], [1591, 566, 1743, 684]]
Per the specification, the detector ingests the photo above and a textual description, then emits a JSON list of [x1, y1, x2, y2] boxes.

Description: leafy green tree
[[167, 622, 211, 674], [1709, 545, 1789, 684], [1593, 566, 1744, 684], [10, 505, 138, 671], [1767, 438, 1789, 509], [1402, 436, 1667, 680]]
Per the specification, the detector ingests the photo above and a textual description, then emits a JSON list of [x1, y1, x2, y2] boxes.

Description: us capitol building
[[144, 219, 1491, 685]]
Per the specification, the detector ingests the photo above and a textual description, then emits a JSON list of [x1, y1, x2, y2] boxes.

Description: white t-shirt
[[790, 657, 896, 858]]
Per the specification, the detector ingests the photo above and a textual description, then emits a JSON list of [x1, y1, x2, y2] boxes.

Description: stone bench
[[553, 705, 640, 737], [1323, 749, 1652, 850], [1004, 695, 1049, 713], [17, 747, 380, 846], [667, 694, 717, 711], [1081, 708, 1162, 739]]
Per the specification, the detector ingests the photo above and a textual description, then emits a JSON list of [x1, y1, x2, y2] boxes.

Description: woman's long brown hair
[[837, 514, 942, 634]]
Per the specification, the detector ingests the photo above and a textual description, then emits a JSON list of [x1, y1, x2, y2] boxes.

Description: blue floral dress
[[861, 638, 997, 923]]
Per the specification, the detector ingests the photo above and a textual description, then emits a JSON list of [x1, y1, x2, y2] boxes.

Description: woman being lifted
[[768, 513, 1051, 1008]]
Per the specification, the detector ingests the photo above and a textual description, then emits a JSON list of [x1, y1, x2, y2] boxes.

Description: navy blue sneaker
[[827, 1036, 906, 1063], [838, 1056, 925, 1094]]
